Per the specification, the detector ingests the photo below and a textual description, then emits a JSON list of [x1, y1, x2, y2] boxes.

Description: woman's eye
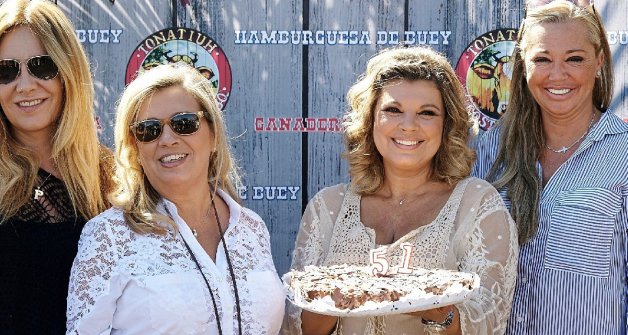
[[532, 57, 550, 64], [419, 110, 437, 117], [382, 107, 402, 114], [567, 56, 584, 63], [419, 110, 438, 118]]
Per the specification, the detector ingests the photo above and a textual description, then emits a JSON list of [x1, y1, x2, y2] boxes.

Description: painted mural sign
[[456, 28, 517, 131], [234, 30, 452, 45], [125, 28, 232, 110], [254, 117, 343, 132]]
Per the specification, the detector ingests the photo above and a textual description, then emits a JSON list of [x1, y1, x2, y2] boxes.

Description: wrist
[[421, 306, 454, 332]]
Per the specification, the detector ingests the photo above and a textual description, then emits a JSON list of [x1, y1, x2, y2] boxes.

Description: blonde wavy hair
[[112, 63, 241, 234], [0, 0, 112, 222], [344, 46, 475, 195], [487, 0, 613, 244]]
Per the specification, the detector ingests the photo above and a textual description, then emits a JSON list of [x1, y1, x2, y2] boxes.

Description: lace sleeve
[[66, 209, 129, 335], [454, 182, 518, 335], [282, 184, 346, 335]]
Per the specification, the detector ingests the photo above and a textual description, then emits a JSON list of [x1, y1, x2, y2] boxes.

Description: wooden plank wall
[[57, 0, 628, 275]]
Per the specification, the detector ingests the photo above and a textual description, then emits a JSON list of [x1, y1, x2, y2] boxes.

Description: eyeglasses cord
[[210, 192, 243, 335], [168, 191, 242, 335]]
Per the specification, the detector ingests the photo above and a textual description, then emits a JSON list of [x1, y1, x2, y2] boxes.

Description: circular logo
[[126, 28, 232, 110], [456, 29, 517, 131]]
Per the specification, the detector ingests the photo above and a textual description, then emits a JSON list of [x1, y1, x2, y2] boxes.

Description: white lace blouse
[[283, 177, 518, 335], [66, 189, 285, 335]]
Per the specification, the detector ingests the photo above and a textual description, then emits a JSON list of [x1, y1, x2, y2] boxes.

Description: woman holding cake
[[284, 46, 518, 335]]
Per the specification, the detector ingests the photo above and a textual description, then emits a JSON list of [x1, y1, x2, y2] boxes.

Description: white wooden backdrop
[[52, 0, 628, 275]]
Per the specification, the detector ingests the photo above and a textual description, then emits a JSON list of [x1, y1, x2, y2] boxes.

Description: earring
[[596, 69, 602, 77]]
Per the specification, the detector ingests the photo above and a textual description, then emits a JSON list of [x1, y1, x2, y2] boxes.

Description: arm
[[407, 305, 462, 335], [283, 187, 342, 335], [454, 184, 519, 335], [66, 211, 127, 335]]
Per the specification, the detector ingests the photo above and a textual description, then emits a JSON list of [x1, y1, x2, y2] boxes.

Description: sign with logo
[[126, 28, 232, 110], [456, 28, 517, 131]]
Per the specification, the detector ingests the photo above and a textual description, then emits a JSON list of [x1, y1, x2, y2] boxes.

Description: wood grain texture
[[599, 0, 628, 120], [177, 0, 305, 275], [305, 0, 404, 210], [51, 0, 627, 275], [58, 0, 173, 145]]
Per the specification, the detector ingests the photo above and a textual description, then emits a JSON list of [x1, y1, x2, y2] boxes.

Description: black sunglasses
[[130, 111, 210, 143], [0, 55, 59, 84]]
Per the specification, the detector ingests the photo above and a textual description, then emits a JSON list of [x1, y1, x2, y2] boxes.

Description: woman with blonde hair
[[473, 1, 627, 333], [67, 63, 285, 334], [0, 0, 113, 333], [284, 46, 518, 335]]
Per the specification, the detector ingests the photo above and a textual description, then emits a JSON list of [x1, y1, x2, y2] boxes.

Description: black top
[[0, 170, 86, 335]]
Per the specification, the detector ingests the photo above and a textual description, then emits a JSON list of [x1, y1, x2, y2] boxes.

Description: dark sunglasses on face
[[130, 111, 210, 143], [0, 55, 59, 84]]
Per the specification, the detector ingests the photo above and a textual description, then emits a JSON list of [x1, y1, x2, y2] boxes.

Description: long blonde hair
[[111, 63, 241, 234], [0, 0, 111, 221], [344, 46, 475, 195], [487, 0, 613, 244]]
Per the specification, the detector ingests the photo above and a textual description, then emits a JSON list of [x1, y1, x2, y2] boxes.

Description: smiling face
[[523, 21, 602, 119], [136, 85, 215, 196], [0, 25, 63, 143], [372, 80, 445, 176]]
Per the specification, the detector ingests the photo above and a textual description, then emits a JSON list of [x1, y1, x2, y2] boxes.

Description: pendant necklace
[[545, 112, 596, 154], [34, 170, 54, 200], [190, 205, 213, 237]]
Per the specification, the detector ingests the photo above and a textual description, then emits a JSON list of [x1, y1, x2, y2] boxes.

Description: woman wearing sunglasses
[[473, 1, 628, 334], [0, 0, 113, 334], [66, 63, 285, 334]]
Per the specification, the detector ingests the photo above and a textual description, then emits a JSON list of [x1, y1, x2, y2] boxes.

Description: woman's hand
[[301, 310, 338, 335], [406, 305, 462, 335]]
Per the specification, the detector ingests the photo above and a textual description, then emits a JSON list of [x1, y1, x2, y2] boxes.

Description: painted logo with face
[[455, 29, 517, 131], [126, 28, 232, 110]]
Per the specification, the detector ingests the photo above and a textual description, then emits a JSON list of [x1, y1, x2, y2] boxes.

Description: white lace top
[[283, 177, 518, 335], [66, 189, 285, 335]]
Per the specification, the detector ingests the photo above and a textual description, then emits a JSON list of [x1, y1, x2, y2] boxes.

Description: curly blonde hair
[[0, 0, 112, 221], [344, 46, 475, 195], [111, 63, 241, 234]]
